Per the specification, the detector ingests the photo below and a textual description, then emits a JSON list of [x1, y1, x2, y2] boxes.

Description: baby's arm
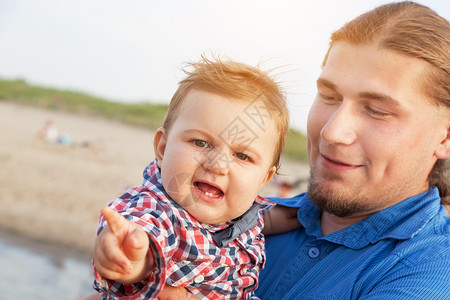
[[262, 205, 301, 236], [93, 206, 154, 284]]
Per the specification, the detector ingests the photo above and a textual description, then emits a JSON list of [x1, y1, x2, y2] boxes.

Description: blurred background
[[0, 0, 449, 299]]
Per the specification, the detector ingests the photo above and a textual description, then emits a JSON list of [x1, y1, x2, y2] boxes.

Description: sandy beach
[[0, 101, 309, 254]]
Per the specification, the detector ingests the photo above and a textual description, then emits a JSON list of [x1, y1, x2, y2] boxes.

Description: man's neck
[[320, 211, 369, 236]]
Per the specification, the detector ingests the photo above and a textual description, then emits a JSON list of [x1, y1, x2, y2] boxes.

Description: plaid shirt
[[93, 160, 273, 299]]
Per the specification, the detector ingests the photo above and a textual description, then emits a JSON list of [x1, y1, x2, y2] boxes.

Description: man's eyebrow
[[317, 78, 402, 108], [358, 92, 401, 107], [316, 78, 337, 90]]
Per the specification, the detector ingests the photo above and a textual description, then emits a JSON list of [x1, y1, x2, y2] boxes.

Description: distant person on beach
[[154, 1, 450, 299], [91, 56, 300, 299], [37, 120, 59, 143], [37, 120, 73, 146]]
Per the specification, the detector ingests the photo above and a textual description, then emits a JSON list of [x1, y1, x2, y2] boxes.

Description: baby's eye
[[235, 152, 249, 161], [193, 140, 209, 148]]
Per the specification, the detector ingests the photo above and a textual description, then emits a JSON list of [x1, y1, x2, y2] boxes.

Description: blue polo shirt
[[256, 187, 450, 299]]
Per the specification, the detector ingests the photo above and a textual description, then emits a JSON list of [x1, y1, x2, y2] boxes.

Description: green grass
[[0, 78, 308, 161], [284, 129, 308, 161], [0, 78, 168, 129]]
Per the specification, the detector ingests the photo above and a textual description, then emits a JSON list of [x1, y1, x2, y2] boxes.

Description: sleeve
[[359, 258, 450, 299], [93, 192, 180, 299]]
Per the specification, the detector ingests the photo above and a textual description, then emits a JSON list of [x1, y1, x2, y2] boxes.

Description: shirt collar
[[273, 187, 442, 249], [142, 159, 273, 232]]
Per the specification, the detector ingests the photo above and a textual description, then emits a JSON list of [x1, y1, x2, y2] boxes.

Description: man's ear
[[153, 127, 167, 167], [434, 125, 450, 159]]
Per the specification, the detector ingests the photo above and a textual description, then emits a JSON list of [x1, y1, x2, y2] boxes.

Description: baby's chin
[[185, 207, 229, 225], [192, 206, 254, 225]]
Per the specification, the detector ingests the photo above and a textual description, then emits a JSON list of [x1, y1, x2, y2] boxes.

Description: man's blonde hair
[[162, 55, 289, 170]]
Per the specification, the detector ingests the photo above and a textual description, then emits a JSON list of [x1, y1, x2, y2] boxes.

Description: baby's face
[[155, 88, 278, 224]]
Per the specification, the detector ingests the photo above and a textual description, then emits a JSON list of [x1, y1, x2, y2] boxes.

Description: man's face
[[307, 41, 449, 217]]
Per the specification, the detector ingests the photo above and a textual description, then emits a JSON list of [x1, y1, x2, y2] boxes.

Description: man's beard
[[307, 170, 368, 217]]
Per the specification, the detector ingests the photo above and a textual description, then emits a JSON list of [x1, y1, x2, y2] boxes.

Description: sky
[[1, 0, 449, 132]]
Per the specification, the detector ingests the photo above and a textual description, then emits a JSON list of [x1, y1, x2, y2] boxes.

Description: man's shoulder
[[268, 192, 308, 207], [393, 210, 450, 266]]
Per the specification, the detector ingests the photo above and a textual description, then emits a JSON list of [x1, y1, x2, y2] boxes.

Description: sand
[[0, 101, 309, 254]]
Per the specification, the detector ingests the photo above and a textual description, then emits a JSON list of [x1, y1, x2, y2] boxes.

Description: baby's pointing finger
[[101, 206, 128, 235]]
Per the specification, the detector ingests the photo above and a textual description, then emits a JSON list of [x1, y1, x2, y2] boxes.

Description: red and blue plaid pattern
[[93, 160, 272, 299]]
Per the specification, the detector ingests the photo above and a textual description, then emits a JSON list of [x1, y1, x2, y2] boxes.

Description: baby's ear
[[261, 166, 277, 188], [153, 128, 167, 167]]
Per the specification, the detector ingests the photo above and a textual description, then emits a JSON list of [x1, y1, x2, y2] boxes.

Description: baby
[[92, 55, 299, 299]]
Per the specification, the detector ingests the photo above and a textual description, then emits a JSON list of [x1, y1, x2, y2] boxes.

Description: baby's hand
[[93, 206, 152, 283]]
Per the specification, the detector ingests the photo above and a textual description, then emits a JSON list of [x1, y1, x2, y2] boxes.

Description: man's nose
[[320, 102, 357, 145]]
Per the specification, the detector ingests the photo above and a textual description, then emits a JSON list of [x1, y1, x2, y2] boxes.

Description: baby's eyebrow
[[181, 129, 210, 137]]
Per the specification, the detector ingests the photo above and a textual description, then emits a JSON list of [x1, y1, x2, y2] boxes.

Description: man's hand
[[263, 205, 301, 235], [157, 285, 199, 300], [82, 285, 200, 300], [93, 206, 153, 283]]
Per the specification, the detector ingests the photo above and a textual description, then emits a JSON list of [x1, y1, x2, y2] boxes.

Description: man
[[256, 1, 450, 299]]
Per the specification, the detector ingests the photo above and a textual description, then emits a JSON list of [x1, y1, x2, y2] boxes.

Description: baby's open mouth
[[195, 181, 224, 197]]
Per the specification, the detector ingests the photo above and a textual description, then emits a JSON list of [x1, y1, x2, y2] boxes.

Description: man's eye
[[319, 93, 339, 103], [366, 106, 390, 117], [235, 152, 249, 161], [193, 140, 209, 148]]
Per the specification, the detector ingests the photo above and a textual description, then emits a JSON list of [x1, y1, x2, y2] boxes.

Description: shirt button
[[308, 247, 320, 258], [194, 275, 205, 284]]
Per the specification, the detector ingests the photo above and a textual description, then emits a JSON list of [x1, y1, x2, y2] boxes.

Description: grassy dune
[[0, 78, 308, 161]]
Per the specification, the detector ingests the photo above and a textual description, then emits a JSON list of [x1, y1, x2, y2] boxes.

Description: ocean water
[[0, 230, 94, 300]]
